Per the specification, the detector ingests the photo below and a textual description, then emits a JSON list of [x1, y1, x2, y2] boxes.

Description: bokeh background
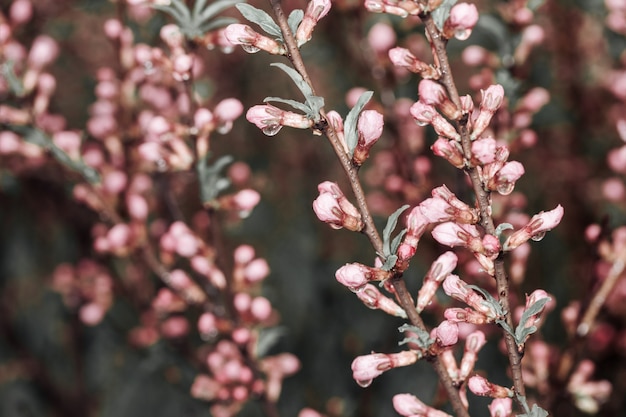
[[1, 0, 626, 416]]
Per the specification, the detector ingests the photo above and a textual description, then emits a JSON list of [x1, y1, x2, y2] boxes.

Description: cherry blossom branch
[[266, 2, 469, 416], [418, 11, 528, 403]]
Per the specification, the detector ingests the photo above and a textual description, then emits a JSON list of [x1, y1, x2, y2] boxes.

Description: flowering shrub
[[1, 0, 626, 417]]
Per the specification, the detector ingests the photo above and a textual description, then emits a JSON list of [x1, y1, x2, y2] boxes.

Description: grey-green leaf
[[197, 155, 234, 204], [264, 96, 312, 115], [198, 0, 241, 21], [270, 62, 313, 97], [287, 9, 304, 36], [236, 3, 282, 39], [343, 90, 373, 157], [381, 204, 410, 257], [431, 0, 458, 30]]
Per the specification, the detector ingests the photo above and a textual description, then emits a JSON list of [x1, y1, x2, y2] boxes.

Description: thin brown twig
[[266, 1, 470, 416]]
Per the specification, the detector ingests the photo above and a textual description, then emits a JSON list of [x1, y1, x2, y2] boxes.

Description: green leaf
[[380, 255, 398, 272], [197, 0, 241, 21], [514, 297, 550, 345], [270, 62, 313, 97], [264, 96, 312, 115], [390, 229, 407, 255], [343, 91, 373, 157], [15, 127, 100, 183], [236, 3, 282, 39], [517, 404, 549, 417], [1, 61, 25, 97], [431, 0, 457, 30], [381, 204, 410, 258], [256, 327, 287, 358], [304, 95, 324, 120], [287, 9, 304, 36], [197, 155, 234, 204], [192, 0, 209, 18], [398, 324, 433, 350], [198, 16, 239, 33]]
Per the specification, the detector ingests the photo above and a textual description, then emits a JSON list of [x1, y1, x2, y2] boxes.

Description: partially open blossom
[[295, 0, 332, 46], [335, 263, 391, 292], [459, 330, 487, 380], [503, 205, 564, 251], [431, 137, 465, 168], [471, 137, 498, 165], [224, 24, 286, 55], [472, 85, 506, 139], [416, 251, 458, 312], [351, 351, 418, 387], [488, 398, 513, 417], [246, 104, 313, 136], [418, 80, 461, 119], [410, 101, 460, 141], [356, 283, 406, 317], [468, 375, 513, 398], [443, 3, 479, 40], [388, 47, 440, 78], [393, 393, 452, 417], [353, 109, 384, 165]]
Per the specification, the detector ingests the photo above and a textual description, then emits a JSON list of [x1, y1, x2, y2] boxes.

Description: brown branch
[[420, 11, 528, 405], [267, 2, 470, 416]]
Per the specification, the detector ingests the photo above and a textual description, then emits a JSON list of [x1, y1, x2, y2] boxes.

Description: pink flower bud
[[246, 104, 313, 135], [503, 205, 564, 251], [351, 351, 418, 387], [313, 185, 363, 231], [432, 320, 459, 346], [224, 24, 286, 55], [488, 161, 525, 195], [393, 393, 452, 417], [444, 3, 479, 40], [244, 258, 270, 283], [410, 101, 460, 141], [232, 189, 261, 213], [443, 275, 497, 318], [468, 375, 513, 398], [367, 22, 396, 54], [388, 48, 439, 78], [480, 85, 505, 113], [160, 24, 184, 49], [471, 137, 497, 165], [214, 98, 244, 124], [28, 35, 60, 70], [432, 222, 484, 253], [356, 284, 406, 317], [419, 79, 448, 106], [459, 330, 487, 380], [335, 263, 390, 291], [488, 398, 513, 417], [10, 0, 33, 25], [250, 296, 272, 321], [431, 137, 465, 168], [353, 109, 384, 165], [295, 0, 332, 45]]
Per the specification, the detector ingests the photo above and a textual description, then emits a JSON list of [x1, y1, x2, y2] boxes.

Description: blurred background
[[1, 0, 626, 416]]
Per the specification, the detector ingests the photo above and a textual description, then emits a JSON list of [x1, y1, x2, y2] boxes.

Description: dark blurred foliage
[[2, 0, 626, 416]]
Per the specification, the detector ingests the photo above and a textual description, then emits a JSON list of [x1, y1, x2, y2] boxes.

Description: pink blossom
[[388, 47, 439, 77], [367, 22, 396, 54], [459, 331, 487, 380], [313, 184, 363, 231], [27, 35, 59, 69], [431, 137, 465, 168], [443, 275, 497, 318], [232, 189, 261, 212], [480, 85, 505, 113], [357, 110, 384, 147], [488, 398, 513, 417], [432, 320, 459, 346], [244, 258, 270, 282], [488, 161, 525, 195], [351, 351, 418, 386], [410, 101, 460, 140], [471, 137, 497, 164], [250, 296, 272, 321], [432, 222, 484, 253], [503, 205, 564, 251], [393, 393, 452, 417], [356, 284, 406, 317], [10, 0, 33, 25], [246, 104, 313, 135], [335, 263, 390, 291], [214, 98, 244, 123], [468, 375, 513, 398], [444, 3, 479, 40], [419, 79, 447, 106]]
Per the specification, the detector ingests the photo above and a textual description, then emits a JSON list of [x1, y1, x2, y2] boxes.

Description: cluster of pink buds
[[313, 181, 364, 231], [51, 260, 114, 326]]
